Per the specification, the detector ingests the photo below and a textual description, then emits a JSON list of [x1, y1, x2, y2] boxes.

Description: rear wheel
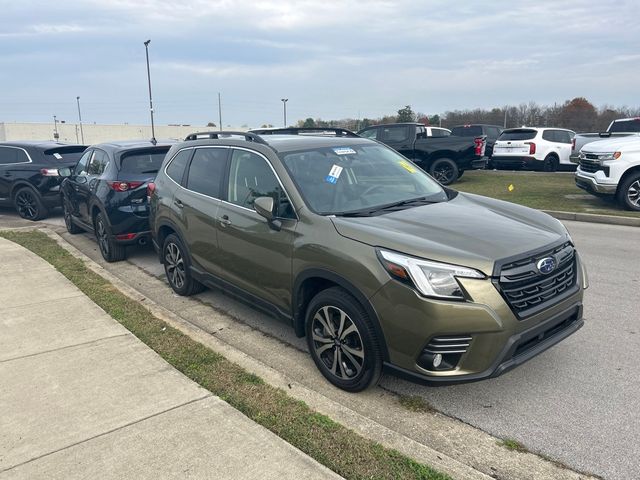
[[542, 155, 558, 172], [306, 287, 382, 392], [457, 169, 465, 179], [95, 212, 126, 262], [162, 233, 205, 295], [14, 187, 48, 221], [429, 158, 459, 185], [617, 173, 640, 212], [63, 198, 83, 234]]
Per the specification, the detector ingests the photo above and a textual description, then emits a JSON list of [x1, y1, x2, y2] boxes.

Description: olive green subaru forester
[[149, 130, 587, 392]]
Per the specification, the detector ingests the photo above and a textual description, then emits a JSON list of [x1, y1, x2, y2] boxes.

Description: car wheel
[[429, 158, 459, 185], [95, 212, 126, 262], [543, 155, 558, 172], [63, 198, 83, 234], [162, 233, 205, 295], [457, 169, 465, 179], [617, 173, 640, 212], [14, 187, 48, 221], [306, 287, 382, 392]]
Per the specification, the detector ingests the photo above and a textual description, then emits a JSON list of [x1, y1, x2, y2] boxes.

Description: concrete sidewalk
[[0, 237, 340, 479]]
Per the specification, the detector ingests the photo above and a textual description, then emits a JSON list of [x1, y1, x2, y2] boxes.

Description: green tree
[[397, 105, 416, 122], [302, 117, 316, 128]]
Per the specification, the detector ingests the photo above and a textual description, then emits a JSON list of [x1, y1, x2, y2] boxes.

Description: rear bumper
[[491, 155, 533, 169], [471, 157, 488, 170], [111, 230, 151, 245]]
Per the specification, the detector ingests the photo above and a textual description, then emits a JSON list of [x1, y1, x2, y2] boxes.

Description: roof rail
[[249, 127, 359, 138], [184, 131, 268, 144]]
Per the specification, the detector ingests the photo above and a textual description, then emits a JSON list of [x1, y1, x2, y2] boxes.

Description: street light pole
[[53, 115, 59, 141], [76, 96, 85, 144], [281, 98, 288, 127], [143, 40, 157, 145]]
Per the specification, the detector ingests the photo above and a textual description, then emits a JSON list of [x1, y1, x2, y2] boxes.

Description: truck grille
[[579, 158, 602, 174], [496, 242, 578, 318]]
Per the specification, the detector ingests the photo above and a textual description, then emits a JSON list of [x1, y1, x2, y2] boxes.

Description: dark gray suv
[[149, 131, 587, 392]]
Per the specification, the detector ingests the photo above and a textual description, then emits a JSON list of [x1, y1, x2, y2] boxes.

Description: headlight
[[377, 249, 485, 299], [598, 152, 621, 161]]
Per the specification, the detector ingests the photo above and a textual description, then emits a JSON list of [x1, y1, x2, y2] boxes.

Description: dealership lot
[[3, 206, 636, 480]]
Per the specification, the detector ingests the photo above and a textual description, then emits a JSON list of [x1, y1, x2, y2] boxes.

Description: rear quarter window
[[451, 126, 483, 137], [120, 148, 170, 175], [498, 129, 538, 141]]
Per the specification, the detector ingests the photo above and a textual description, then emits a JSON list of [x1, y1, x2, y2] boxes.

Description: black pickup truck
[[358, 123, 486, 184]]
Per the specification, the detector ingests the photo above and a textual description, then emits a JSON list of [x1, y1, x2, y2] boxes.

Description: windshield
[[279, 144, 447, 215], [609, 118, 640, 133]]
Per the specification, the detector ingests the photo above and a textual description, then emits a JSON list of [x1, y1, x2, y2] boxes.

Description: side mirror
[[58, 167, 72, 177], [254, 196, 275, 221]]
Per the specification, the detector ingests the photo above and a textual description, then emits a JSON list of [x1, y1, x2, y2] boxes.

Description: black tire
[[457, 169, 465, 179], [13, 186, 48, 221], [63, 198, 83, 234], [94, 212, 126, 262], [429, 158, 459, 185], [162, 233, 205, 295], [542, 155, 558, 172], [617, 173, 640, 212], [305, 287, 382, 392]]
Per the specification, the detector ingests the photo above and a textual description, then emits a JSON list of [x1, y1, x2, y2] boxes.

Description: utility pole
[[53, 115, 59, 141], [504, 109, 508, 128], [218, 92, 222, 131], [143, 40, 156, 145], [76, 96, 84, 143], [281, 98, 288, 127]]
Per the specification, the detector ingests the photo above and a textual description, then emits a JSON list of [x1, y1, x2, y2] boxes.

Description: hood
[[582, 135, 640, 153], [330, 192, 568, 275]]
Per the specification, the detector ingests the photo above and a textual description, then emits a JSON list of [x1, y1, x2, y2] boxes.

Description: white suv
[[491, 127, 575, 171], [575, 136, 640, 211]]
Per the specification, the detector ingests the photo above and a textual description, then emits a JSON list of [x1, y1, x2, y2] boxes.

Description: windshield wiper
[[333, 196, 440, 217]]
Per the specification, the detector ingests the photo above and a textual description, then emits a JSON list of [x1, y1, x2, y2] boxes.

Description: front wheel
[[63, 198, 83, 234], [429, 158, 459, 185], [306, 287, 382, 392], [617, 173, 640, 211]]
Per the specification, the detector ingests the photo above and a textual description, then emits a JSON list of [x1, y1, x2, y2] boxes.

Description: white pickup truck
[[575, 135, 640, 211], [571, 117, 640, 163]]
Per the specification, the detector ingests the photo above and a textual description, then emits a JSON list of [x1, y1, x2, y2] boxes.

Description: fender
[[293, 268, 390, 362]]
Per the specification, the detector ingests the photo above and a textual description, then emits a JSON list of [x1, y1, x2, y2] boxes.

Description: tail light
[[41, 168, 60, 177], [474, 137, 485, 156], [525, 142, 536, 155], [107, 181, 144, 192], [571, 138, 576, 151], [147, 182, 156, 198]]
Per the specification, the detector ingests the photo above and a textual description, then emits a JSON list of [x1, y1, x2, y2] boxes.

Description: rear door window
[[0, 146, 30, 165], [120, 148, 170, 175], [498, 129, 537, 141], [185, 147, 228, 198], [166, 149, 193, 185]]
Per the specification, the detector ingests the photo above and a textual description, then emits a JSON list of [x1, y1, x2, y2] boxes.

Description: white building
[[0, 122, 247, 144]]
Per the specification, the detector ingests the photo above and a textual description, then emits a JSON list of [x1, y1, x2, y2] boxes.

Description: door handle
[[174, 199, 184, 209], [219, 215, 232, 227]]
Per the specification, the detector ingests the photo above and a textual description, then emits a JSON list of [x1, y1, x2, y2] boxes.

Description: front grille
[[496, 242, 578, 318], [513, 310, 580, 359], [579, 158, 602, 173]]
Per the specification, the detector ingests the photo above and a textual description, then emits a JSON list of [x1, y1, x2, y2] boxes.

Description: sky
[[0, 0, 639, 128]]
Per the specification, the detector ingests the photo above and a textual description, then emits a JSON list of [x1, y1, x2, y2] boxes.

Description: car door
[[216, 148, 297, 312], [64, 149, 93, 223], [177, 146, 229, 275], [557, 131, 574, 165], [0, 146, 30, 202], [76, 149, 109, 224]]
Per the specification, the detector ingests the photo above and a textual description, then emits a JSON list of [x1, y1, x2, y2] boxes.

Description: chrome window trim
[[0, 146, 33, 166]]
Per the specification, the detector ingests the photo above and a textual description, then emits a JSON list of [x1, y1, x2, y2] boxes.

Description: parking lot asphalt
[[2, 206, 638, 480]]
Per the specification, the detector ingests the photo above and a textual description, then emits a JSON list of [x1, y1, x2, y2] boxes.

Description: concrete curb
[[16, 226, 598, 480], [544, 210, 640, 227]]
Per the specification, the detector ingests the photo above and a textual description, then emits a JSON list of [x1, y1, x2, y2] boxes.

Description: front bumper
[[575, 170, 617, 195], [370, 253, 586, 385]]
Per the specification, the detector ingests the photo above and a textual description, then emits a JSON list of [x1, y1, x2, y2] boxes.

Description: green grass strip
[[1, 230, 450, 480]]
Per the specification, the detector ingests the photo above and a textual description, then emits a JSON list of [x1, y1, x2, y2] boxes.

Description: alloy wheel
[[628, 180, 640, 208], [96, 218, 110, 256], [311, 305, 365, 380], [165, 242, 185, 289], [16, 191, 38, 220], [63, 202, 73, 230], [433, 165, 454, 184]]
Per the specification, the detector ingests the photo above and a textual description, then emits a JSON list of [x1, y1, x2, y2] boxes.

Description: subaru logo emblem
[[536, 257, 556, 275]]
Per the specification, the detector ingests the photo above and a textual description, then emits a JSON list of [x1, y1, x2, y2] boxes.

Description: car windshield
[[498, 129, 537, 141], [279, 143, 447, 215], [608, 119, 640, 133]]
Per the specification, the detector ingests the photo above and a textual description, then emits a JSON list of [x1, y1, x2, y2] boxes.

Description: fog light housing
[[417, 335, 472, 371], [432, 353, 443, 368]]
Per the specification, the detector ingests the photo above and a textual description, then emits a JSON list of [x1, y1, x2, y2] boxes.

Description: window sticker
[[53, 153, 63, 160], [333, 147, 357, 156], [398, 160, 417, 173], [325, 164, 344, 184]]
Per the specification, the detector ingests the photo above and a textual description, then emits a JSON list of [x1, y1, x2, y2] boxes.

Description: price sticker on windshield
[[325, 164, 343, 184], [333, 147, 356, 156], [399, 160, 417, 173]]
